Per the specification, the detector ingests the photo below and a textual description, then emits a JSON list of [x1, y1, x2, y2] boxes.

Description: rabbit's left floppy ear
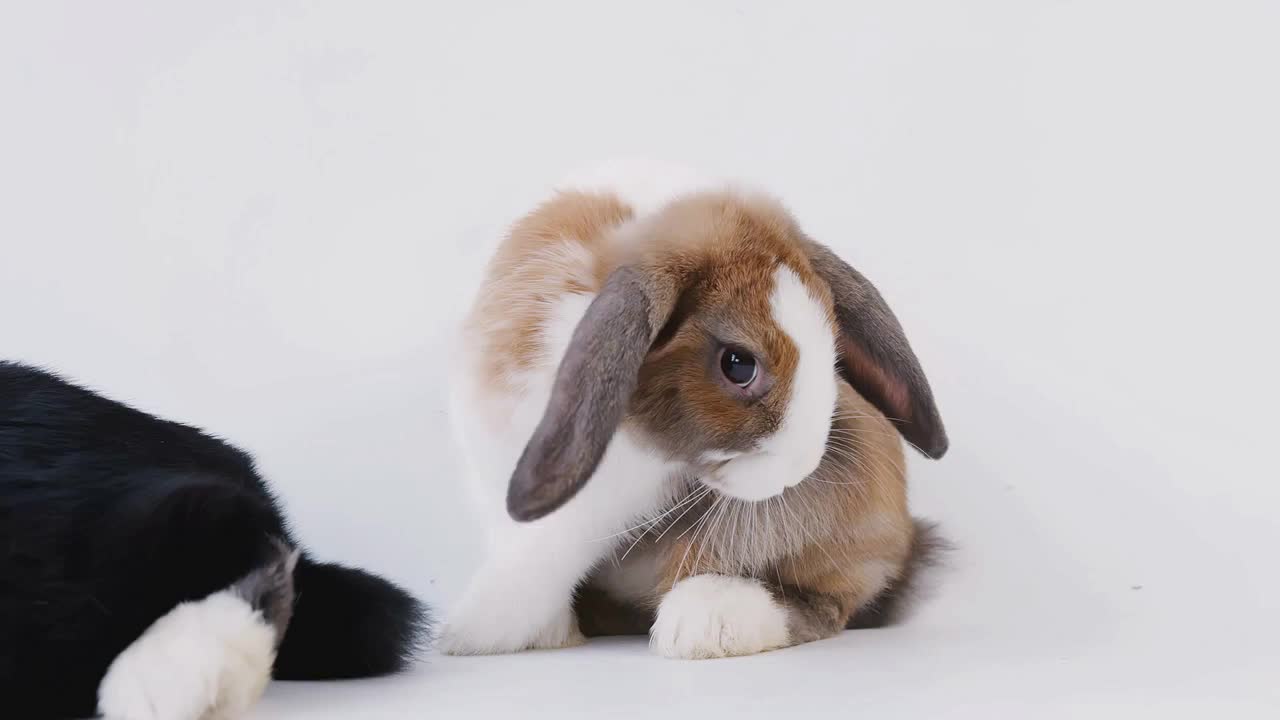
[[507, 265, 682, 522], [804, 239, 949, 459]]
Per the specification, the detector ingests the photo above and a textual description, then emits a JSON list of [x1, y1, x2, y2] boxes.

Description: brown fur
[[626, 193, 829, 459], [580, 382, 922, 644], [846, 519, 950, 629], [469, 184, 947, 650], [501, 191, 847, 518], [573, 585, 653, 637], [465, 191, 633, 399]]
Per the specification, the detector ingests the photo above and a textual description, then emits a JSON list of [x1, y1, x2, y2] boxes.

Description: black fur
[[0, 362, 430, 719]]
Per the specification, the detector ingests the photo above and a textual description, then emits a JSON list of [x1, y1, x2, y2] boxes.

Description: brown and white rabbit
[[442, 161, 948, 658]]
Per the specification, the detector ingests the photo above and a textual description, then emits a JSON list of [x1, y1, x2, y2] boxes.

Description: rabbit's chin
[[702, 451, 809, 502]]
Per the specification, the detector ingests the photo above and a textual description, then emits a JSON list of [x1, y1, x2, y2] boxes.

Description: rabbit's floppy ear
[[804, 239, 949, 459], [507, 265, 681, 522]]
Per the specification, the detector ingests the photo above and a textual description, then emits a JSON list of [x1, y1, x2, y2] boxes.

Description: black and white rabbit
[[0, 362, 429, 719]]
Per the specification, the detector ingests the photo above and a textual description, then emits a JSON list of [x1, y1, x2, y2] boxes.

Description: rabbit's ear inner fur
[[506, 266, 677, 522], [804, 239, 949, 459]]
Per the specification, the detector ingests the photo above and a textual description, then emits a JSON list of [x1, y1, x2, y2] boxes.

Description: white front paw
[[650, 575, 791, 659], [439, 603, 584, 656]]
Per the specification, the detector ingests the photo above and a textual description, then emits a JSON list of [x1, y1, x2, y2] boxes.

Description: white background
[[2, 2, 1278, 718]]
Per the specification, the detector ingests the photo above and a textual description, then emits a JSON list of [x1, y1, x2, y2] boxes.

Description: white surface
[[1, 1, 1277, 717]]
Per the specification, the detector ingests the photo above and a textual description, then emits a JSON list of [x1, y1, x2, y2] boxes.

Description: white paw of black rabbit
[[97, 591, 278, 720]]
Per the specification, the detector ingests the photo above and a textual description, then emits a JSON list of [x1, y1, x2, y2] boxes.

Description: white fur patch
[[97, 591, 276, 720], [444, 291, 682, 655], [651, 574, 791, 659], [438, 593, 585, 656], [699, 449, 743, 464], [715, 267, 837, 501]]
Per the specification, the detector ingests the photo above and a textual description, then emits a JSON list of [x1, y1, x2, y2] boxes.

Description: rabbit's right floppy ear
[[507, 266, 678, 522], [803, 239, 948, 458]]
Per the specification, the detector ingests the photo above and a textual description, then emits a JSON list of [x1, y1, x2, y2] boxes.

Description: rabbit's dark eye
[[719, 348, 758, 387]]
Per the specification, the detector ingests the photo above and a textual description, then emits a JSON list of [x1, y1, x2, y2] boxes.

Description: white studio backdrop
[[2, 2, 1277, 717]]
